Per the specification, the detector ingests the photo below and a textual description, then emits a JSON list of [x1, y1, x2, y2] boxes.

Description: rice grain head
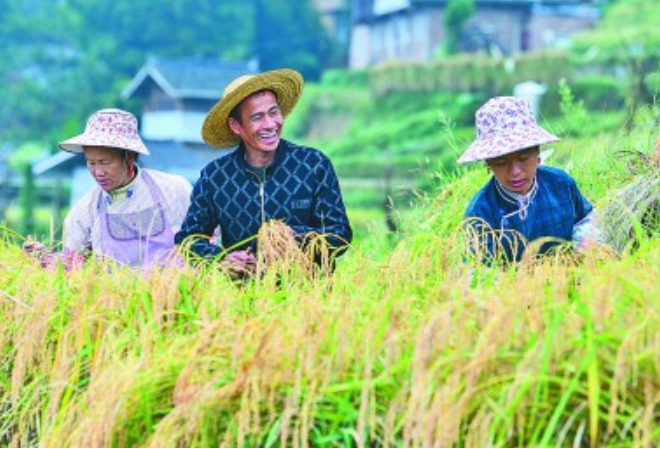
[[256, 220, 316, 277]]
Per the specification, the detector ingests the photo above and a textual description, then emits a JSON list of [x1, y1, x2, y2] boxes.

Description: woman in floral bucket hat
[[22, 109, 192, 269], [459, 96, 602, 264]]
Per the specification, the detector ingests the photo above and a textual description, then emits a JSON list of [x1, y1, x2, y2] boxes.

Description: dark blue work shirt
[[464, 165, 593, 262]]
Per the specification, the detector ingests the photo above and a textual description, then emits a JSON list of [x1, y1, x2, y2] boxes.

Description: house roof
[[32, 151, 80, 177], [121, 58, 259, 101]]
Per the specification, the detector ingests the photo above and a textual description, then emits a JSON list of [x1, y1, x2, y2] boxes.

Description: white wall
[[140, 111, 206, 143], [70, 166, 96, 205]]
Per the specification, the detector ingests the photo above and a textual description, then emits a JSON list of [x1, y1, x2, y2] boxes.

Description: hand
[[40, 253, 60, 270], [576, 235, 598, 254], [22, 235, 49, 261], [220, 248, 257, 278]]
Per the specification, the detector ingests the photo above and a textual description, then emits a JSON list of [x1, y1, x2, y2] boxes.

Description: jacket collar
[[235, 139, 289, 171]]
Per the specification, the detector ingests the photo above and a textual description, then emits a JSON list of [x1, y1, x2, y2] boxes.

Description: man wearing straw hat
[[175, 69, 352, 277], [458, 96, 601, 263], [23, 108, 192, 269]]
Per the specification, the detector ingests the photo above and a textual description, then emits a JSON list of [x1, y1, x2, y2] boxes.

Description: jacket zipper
[[248, 167, 267, 225], [259, 175, 265, 224]]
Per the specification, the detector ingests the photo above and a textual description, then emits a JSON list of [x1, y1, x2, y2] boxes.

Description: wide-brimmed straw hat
[[457, 96, 560, 164], [202, 68, 304, 148], [59, 108, 150, 155]]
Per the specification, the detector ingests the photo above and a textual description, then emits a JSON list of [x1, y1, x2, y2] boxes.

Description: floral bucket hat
[[58, 108, 150, 155], [457, 96, 560, 164]]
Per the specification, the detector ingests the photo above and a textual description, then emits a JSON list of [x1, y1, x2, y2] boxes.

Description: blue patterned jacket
[[465, 165, 593, 262], [175, 139, 352, 260]]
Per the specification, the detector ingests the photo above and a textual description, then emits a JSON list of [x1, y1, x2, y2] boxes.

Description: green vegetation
[[17, 166, 36, 235], [2, 107, 660, 446], [443, 0, 476, 55], [571, 0, 660, 127], [0, 0, 333, 144], [2, 1, 660, 446]]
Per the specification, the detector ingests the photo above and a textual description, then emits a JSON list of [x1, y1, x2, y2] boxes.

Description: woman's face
[[84, 146, 134, 192], [486, 146, 541, 194]]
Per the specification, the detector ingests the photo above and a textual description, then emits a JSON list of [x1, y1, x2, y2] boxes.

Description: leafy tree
[[571, 0, 660, 127], [443, 0, 475, 55], [68, 0, 254, 75], [0, 0, 332, 146], [0, 0, 81, 144], [19, 164, 36, 235], [252, 0, 331, 81]]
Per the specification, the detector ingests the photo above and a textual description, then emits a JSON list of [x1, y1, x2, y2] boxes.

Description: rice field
[[2, 118, 660, 447]]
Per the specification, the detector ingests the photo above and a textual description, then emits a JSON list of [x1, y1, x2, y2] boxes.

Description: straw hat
[[59, 108, 150, 155], [202, 69, 304, 148], [457, 96, 560, 164]]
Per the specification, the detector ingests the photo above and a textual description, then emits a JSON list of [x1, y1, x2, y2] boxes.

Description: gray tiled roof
[[122, 58, 259, 101]]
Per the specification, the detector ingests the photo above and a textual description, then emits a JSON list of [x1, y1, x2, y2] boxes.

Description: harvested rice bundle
[[651, 136, 660, 168], [601, 139, 660, 252], [256, 220, 315, 277]]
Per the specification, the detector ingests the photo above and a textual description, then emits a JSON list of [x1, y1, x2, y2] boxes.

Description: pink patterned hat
[[58, 108, 150, 155], [457, 96, 560, 164]]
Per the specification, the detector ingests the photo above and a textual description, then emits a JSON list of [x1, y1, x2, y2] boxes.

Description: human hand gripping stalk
[[22, 235, 86, 270]]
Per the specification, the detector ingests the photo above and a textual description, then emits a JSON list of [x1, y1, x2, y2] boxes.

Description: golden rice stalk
[[462, 217, 529, 264], [650, 136, 660, 168], [256, 220, 315, 277]]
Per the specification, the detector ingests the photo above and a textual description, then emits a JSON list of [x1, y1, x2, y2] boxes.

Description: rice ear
[[256, 220, 314, 277], [613, 149, 651, 176], [650, 136, 660, 168]]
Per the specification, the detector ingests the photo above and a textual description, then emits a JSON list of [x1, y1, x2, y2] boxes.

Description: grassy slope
[[284, 83, 487, 249]]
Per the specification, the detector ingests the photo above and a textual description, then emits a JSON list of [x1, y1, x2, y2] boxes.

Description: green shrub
[[369, 50, 571, 97], [572, 74, 626, 111], [320, 68, 369, 88], [645, 71, 660, 96]]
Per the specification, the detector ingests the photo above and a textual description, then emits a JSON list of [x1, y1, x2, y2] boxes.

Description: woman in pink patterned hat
[[458, 96, 601, 263], [22, 109, 192, 269]]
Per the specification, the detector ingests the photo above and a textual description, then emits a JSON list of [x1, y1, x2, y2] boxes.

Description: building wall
[[141, 111, 207, 143], [313, 0, 350, 44], [349, 6, 444, 68], [471, 7, 529, 55], [349, 24, 373, 69], [528, 12, 598, 51], [348, 1, 599, 69], [140, 88, 215, 142], [144, 89, 176, 112]]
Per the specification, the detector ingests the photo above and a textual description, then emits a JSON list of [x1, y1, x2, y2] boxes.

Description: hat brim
[[457, 125, 560, 164], [58, 133, 150, 155], [202, 69, 304, 148]]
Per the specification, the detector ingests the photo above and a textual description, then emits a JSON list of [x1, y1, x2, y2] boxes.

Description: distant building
[[33, 58, 258, 206], [121, 58, 258, 144], [349, 0, 602, 69], [313, 0, 351, 46]]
